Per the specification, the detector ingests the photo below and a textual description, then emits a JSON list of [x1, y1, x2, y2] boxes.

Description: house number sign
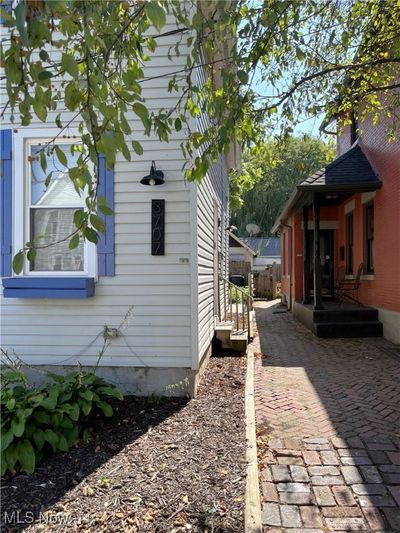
[[151, 199, 165, 255]]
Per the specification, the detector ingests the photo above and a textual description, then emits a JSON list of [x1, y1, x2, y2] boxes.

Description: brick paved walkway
[[253, 301, 400, 532]]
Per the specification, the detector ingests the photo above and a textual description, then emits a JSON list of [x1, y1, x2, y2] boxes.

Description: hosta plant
[[0, 362, 123, 475]]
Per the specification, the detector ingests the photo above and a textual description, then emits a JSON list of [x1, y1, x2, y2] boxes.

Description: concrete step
[[229, 331, 248, 352], [314, 307, 379, 323], [314, 320, 383, 338], [215, 321, 249, 352]]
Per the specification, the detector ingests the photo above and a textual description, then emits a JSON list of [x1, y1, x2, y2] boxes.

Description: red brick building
[[272, 112, 400, 343]]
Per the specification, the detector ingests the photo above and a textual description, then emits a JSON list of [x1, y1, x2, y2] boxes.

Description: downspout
[[281, 222, 293, 311]]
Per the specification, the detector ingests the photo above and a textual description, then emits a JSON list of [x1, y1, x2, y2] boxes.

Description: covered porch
[[273, 142, 384, 337]]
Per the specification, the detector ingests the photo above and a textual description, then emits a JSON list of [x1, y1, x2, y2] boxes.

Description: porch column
[[302, 206, 311, 304], [313, 194, 324, 310]]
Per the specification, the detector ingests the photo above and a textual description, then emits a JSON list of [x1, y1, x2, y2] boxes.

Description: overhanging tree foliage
[[231, 136, 335, 236], [1, 0, 399, 272]]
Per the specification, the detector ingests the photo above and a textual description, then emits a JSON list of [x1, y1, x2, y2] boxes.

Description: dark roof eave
[[271, 180, 382, 234], [228, 231, 258, 256], [297, 181, 382, 194]]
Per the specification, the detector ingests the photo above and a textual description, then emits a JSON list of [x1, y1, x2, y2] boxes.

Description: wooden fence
[[253, 263, 281, 299], [229, 260, 252, 277]]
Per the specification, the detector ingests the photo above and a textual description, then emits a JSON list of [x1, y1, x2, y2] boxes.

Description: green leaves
[[43, 429, 59, 451], [14, 1, 29, 47], [99, 133, 116, 168], [174, 118, 182, 132], [97, 401, 113, 417], [90, 214, 106, 234], [38, 70, 53, 81], [1, 364, 124, 475], [11, 414, 25, 437], [341, 30, 350, 47], [3, 0, 399, 284], [54, 145, 68, 167], [144, 2, 167, 32], [33, 429, 46, 451], [133, 103, 151, 131], [131, 140, 143, 156], [84, 227, 99, 244], [1, 430, 14, 452], [237, 70, 249, 84], [98, 196, 113, 216], [39, 50, 50, 62], [69, 233, 80, 250], [16, 440, 35, 473], [32, 99, 47, 122], [65, 81, 83, 111], [231, 136, 335, 229], [74, 209, 86, 227], [61, 53, 79, 78], [12, 252, 24, 275]]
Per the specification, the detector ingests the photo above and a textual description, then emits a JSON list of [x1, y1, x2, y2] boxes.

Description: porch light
[[140, 160, 164, 186]]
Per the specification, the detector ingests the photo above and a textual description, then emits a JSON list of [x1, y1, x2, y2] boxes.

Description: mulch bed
[[1, 356, 247, 533]]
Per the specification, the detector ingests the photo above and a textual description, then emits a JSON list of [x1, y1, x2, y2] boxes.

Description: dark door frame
[[307, 229, 335, 299]]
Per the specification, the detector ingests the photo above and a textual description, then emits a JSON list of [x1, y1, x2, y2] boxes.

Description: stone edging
[[245, 348, 262, 532]]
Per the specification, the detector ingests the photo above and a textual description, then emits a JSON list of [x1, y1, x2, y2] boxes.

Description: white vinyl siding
[[195, 61, 230, 362], [0, 16, 230, 371], [0, 21, 195, 369]]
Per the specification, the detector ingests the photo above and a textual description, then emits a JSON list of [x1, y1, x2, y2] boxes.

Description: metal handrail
[[218, 274, 253, 342]]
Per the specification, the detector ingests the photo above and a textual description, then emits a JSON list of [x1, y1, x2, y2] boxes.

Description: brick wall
[[325, 108, 400, 312], [335, 112, 400, 312]]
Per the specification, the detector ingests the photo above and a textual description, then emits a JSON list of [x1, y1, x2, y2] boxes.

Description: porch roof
[[228, 231, 258, 256], [271, 142, 382, 233], [298, 143, 380, 192]]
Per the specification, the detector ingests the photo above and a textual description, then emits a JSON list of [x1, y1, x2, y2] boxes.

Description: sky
[[250, 70, 326, 138]]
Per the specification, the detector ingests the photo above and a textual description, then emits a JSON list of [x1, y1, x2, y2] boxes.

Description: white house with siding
[[0, 14, 236, 396]]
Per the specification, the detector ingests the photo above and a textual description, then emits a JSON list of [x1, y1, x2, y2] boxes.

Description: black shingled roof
[[271, 143, 382, 233], [298, 143, 381, 191]]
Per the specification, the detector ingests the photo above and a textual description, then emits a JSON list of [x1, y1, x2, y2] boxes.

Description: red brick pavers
[[253, 301, 400, 532]]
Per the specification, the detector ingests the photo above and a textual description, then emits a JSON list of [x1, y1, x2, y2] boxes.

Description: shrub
[[229, 285, 250, 303], [0, 362, 123, 475]]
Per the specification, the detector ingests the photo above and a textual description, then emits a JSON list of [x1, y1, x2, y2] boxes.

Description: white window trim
[[344, 199, 355, 215], [13, 128, 97, 278], [361, 191, 376, 205], [361, 274, 375, 281]]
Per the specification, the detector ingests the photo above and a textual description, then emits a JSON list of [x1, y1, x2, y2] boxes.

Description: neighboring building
[[272, 108, 400, 343], [0, 15, 238, 395], [243, 237, 281, 271], [229, 232, 257, 276]]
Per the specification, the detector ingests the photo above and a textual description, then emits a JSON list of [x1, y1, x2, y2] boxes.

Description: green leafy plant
[[0, 358, 123, 476], [1, 1, 400, 271], [229, 285, 250, 303]]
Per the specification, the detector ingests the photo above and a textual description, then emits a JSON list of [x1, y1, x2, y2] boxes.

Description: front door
[[308, 230, 335, 298]]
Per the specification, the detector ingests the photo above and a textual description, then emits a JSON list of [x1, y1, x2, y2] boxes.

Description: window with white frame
[[14, 130, 96, 277]]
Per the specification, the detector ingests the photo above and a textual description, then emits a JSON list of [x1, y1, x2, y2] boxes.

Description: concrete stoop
[[215, 321, 249, 352]]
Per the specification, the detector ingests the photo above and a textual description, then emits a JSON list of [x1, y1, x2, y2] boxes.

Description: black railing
[[218, 273, 253, 342]]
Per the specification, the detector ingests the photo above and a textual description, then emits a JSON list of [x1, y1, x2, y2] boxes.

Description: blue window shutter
[[1, 129, 12, 277], [97, 155, 115, 276]]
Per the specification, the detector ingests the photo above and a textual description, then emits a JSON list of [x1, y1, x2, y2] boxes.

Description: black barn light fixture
[[140, 160, 165, 186]]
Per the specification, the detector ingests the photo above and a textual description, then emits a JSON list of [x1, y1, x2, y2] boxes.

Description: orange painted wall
[[280, 225, 290, 299], [280, 111, 400, 313]]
